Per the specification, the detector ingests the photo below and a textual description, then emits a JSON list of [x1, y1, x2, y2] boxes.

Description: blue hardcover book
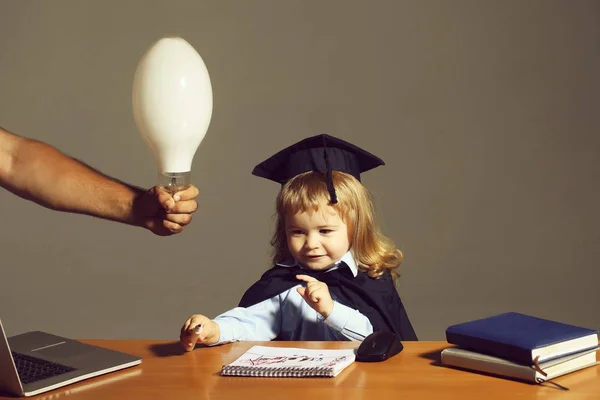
[[446, 312, 599, 365]]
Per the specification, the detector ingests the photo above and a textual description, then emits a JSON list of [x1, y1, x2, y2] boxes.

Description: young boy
[[180, 134, 417, 349]]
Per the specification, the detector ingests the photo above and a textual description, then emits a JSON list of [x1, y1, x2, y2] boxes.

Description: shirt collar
[[276, 250, 359, 277]]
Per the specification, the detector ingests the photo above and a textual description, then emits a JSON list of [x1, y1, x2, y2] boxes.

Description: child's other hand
[[296, 275, 334, 318], [179, 314, 220, 351]]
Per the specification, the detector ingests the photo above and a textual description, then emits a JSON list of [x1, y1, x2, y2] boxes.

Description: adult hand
[[135, 185, 199, 236]]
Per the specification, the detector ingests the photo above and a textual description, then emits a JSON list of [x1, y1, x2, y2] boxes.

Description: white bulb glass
[[132, 37, 212, 192]]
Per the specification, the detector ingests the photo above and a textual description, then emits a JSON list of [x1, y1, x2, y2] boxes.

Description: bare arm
[[0, 127, 198, 235], [0, 126, 142, 222]]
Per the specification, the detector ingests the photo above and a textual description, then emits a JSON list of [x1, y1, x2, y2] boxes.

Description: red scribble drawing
[[240, 353, 348, 367]]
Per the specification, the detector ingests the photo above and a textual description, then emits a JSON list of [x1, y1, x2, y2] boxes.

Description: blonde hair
[[271, 171, 403, 279]]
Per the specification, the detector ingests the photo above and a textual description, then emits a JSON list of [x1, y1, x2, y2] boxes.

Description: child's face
[[285, 206, 350, 271]]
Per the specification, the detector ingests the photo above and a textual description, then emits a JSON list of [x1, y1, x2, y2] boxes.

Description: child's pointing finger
[[296, 274, 318, 283]]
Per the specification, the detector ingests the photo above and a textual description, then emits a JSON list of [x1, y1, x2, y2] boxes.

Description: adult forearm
[[1, 134, 143, 225]]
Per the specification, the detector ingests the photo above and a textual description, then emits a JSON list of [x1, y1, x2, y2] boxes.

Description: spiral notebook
[[220, 346, 356, 378]]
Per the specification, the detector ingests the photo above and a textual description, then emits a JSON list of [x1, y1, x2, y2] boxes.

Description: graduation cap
[[252, 133, 384, 204]]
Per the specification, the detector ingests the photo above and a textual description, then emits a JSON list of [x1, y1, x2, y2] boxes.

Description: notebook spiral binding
[[221, 365, 337, 378]]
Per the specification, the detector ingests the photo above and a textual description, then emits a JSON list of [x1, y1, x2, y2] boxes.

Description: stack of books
[[441, 312, 599, 385]]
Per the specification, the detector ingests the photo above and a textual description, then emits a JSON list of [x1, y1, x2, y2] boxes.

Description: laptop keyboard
[[12, 352, 76, 384]]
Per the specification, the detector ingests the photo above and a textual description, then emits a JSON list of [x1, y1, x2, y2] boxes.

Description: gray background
[[0, 0, 598, 341]]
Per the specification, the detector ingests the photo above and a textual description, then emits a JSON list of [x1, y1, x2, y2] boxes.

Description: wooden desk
[[1, 341, 598, 400]]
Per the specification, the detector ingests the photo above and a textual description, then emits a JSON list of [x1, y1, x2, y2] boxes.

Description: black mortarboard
[[252, 134, 384, 204]]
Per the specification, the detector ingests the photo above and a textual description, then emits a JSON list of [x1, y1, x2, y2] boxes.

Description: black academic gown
[[238, 263, 418, 341]]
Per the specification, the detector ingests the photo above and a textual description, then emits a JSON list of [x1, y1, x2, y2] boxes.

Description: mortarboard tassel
[[323, 136, 338, 204]]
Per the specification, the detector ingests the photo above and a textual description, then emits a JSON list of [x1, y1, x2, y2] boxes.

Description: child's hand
[[296, 275, 334, 318], [179, 314, 220, 351]]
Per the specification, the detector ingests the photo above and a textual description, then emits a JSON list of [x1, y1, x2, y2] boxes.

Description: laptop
[[0, 318, 141, 397]]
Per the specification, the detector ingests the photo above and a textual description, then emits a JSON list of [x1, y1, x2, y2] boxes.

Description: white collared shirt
[[213, 251, 373, 344], [276, 250, 360, 276]]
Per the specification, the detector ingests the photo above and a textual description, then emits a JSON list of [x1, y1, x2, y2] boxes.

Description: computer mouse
[[356, 331, 403, 362]]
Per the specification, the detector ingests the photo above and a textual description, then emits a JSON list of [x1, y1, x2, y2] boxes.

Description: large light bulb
[[132, 37, 212, 193]]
